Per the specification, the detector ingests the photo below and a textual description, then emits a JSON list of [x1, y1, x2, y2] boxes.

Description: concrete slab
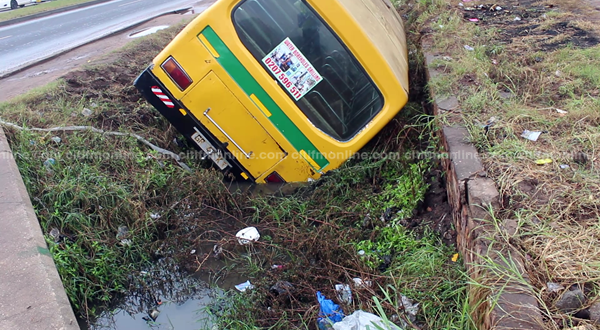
[[0, 127, 78, 330]]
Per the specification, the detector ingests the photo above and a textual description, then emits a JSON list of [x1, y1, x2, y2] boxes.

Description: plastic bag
[[332, 310, 402, 330], [317, 291, 344, 329]]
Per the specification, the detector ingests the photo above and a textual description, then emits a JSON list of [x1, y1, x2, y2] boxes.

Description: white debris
[[236, 227, 260, 245], [547, 282, 565, 293], [521, 130, 542, 142], [235, 280, 254, 292], [464, 45, 475, 51]]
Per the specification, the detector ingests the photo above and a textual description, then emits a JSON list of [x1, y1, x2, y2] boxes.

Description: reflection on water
[[89, 258, 218, 330]]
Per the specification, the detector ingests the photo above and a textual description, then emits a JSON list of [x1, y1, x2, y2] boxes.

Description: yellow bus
[[134, 0, 409, 183]]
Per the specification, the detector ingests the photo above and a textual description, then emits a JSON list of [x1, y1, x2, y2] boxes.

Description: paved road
[[0, 0, 197, 76]]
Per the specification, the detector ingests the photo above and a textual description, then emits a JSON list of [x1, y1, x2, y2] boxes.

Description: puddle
[[128, 25, 170, 39], [85, 258, 223, 330]]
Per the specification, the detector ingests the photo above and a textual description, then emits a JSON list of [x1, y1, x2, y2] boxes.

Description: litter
[[357, 250, 366, 256], [464, 45, 475, 51], [452, 253, 459, 262], [547, 282, 564, 293], [535, 159, 552, 165], [495, 6, 502, 10], [51, 136, 62, 143], [150, 213, 161, 219], [270, 281, 294, 295], [235, 280, 254, 292], [317, 291, 344, 329], [190, 249, 196, 254], [120, 239, 132, 246], [236, 226, 260, 245], [335, 284, 352, 304], [514, 16, 522, 21], [116, 226, 129, 240], [271, 264, 284, 270], [401, 295, 419, 322], [521, 130, 542, 142], [332, 310, 402, 330], [43, 158, 56, 167], [560, 164, 570, 169], [352, 278, 372, 288], [469, 18, 479, 22], [81, 108, 93, 117], [556, 108, 568, 116]]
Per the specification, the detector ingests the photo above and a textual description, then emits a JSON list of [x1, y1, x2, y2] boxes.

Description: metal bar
[[203, 108, 253, 159]]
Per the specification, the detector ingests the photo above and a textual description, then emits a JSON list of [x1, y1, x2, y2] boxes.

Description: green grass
[[0, 0, 101, 22]]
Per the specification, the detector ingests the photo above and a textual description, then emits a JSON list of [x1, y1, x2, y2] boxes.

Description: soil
[[460, 0, 599, 51]]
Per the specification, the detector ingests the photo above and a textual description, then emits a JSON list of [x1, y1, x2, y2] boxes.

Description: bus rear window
[[233, 0, 384, 141]]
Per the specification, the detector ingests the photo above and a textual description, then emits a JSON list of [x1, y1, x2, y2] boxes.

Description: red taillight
[[265, 172, 285, 183], [161, 57, 192, 90]]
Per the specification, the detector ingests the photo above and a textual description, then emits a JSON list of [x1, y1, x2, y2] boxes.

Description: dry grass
[[422, 0, 600, 328]]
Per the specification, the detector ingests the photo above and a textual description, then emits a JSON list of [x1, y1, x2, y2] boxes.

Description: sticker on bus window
[[262, 38, 323, 101]]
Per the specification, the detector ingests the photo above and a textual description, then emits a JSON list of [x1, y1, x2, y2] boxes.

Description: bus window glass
[[233, 0, 384, 141]]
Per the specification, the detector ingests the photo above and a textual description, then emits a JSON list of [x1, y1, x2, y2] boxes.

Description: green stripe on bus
[[200, 26, 329, 170]]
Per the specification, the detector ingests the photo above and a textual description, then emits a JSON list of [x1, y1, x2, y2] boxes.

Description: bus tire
[[10, 0, 17, 9]]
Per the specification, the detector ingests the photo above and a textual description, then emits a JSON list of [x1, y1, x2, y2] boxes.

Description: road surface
[[0, 0, 198, 76]]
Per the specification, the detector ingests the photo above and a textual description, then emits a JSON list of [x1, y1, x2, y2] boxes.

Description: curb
[[0, 128, 79, 330], [0, 0, 113, 28], [422, 35, 545, 329]]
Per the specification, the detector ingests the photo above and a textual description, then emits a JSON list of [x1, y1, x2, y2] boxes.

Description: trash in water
[[270, 281, 294, 295], [469, 18, 479, 22], [149, 308, 160, 321], [43, 158, 56, 167], [51, 136, 61, 143], [560, 164, 570, 169], [332, 310, 402, 330], [547, 282, 564, 293], [352, 278, 372, 288], [81, 108, 93, 117], [235, 280, 254, 292], [464, 45, 475, 51], [236, 226, 260, 245], [521, 130, 542, 141], [335, 284, 352, 304], [317, 291, 344, 329], [535, 159, 552, 165]]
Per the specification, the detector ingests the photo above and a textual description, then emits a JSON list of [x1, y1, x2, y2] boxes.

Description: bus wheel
[[10, 0, 17, 9]]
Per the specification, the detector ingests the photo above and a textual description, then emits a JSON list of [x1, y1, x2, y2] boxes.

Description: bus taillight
[[265, 172, 285, 183], [161, 57, 192, 90]]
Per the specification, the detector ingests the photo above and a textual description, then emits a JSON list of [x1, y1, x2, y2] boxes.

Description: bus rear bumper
[[133, 67, 253, 181]]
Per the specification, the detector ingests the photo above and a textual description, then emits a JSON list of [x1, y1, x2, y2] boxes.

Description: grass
[[0, 0, 101, 22], [0, 3, 479, 330], [420, 0, 600, 328]]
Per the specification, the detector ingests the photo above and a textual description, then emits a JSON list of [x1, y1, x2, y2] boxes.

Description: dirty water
[[84, 255, 245, 330]]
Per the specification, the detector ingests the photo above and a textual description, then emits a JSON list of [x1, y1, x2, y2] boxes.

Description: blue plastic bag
[[316, 291, 344, 329]]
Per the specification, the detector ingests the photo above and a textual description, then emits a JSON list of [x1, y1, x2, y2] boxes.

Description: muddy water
[[85, 256, 244, 330]]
